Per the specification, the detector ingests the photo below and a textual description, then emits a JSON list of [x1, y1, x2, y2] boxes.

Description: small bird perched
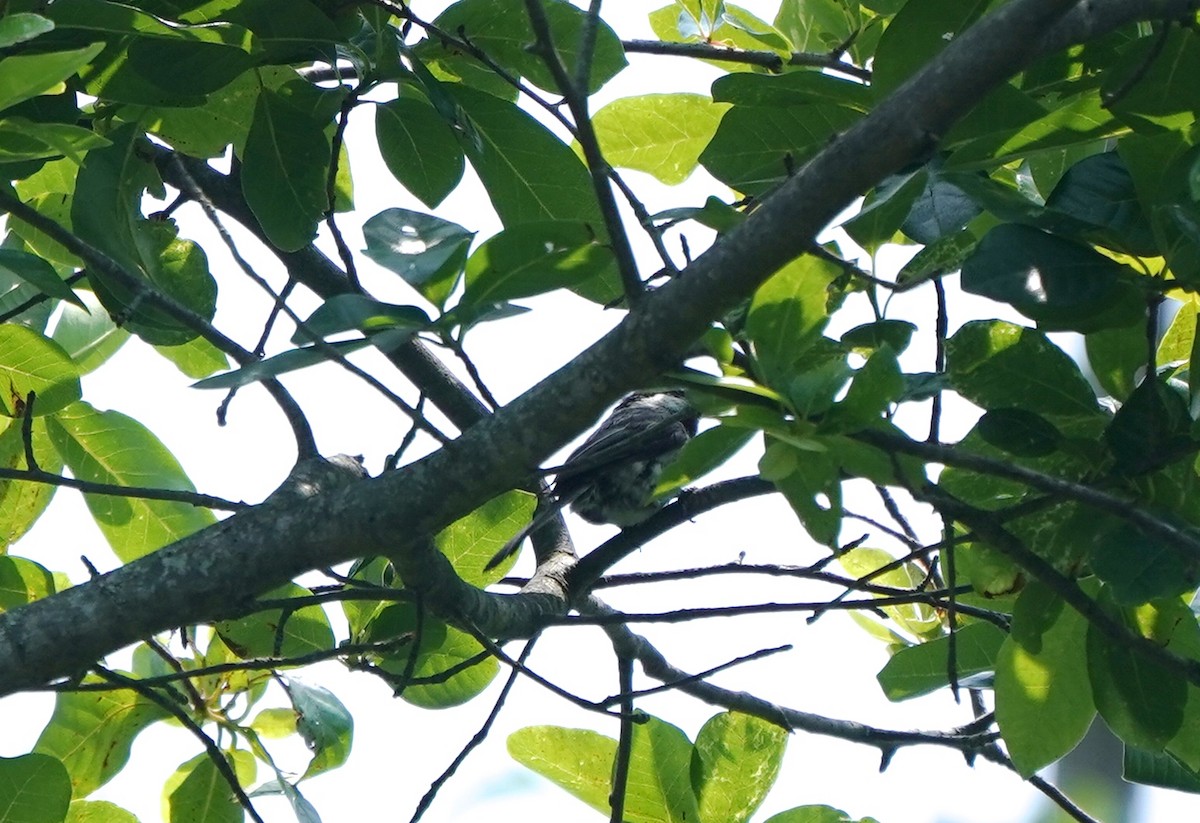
[[486, 390, 699, 569]]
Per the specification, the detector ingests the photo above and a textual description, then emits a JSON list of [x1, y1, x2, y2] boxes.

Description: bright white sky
[[1, 2, 1198, 821]]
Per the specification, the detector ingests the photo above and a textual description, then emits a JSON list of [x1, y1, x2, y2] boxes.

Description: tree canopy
[[1, 0, 1199, 821]]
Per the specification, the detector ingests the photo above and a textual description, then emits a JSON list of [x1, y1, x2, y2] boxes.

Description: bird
[[485, 390, 699, 570]]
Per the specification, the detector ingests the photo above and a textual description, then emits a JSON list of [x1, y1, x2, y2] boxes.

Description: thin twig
[[609, 651, 634, 823], [621, 39, 871, 82]]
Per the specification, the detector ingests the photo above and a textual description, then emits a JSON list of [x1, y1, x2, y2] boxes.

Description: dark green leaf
[[0, 43, 105, 112], [192, 338, 371, 390], [823, 346, 903, 431], [242, 87, 331, 252], [1090, 521, 1196, 605], [654, 425, 755, 497], [946, 320, 1100, 417], [361, 207, 473, 308], [843, 169, 925, 252], [712, 71, 872, 111], [0, 754, 70, 823], [840, 320, 916, 354], [375, 97, 465, 208], [0, 250, 81, 309], [1124, 747, 1200, 793], [1087, 321, 1147, 401], [462, 221, 616, 307], [295, 294, 431, 343], [895, 229, 978, 287], [961, 224, 1141, 333], [871, 0, 986, 95], [1044, 151, 1156, 256], [1104, 27, 1200, 132], [977, 408, 1063, 457], [1104, 378, 1191, 475], [902, 168, 982, 244], [0, 13, 54, 49]]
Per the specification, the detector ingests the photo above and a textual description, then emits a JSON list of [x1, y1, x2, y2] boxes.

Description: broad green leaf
[[1090, 522, 1195, 606], [1044, 151, 1156, 256], [250, 707, 297, 739], [375, 97, 464, 208], [1104, 27, 1200, 132], [653, 424, 755, 497], [843, 169, 926, 252], [946, 320, 1100, 417], [766, 437, 841, 546], [361, 208, 473, 308], [285, 680, 353, 779], [461, 221, 617, 307], [961, 224, 1140, 333], [747, 255, 839, 390], [1123, 747, 1200, 793], [692, 711, 787, 823], [624, 717, 701, 823], [649, 4, 791, 61], [162, 750, 255, 823], [216, 583, 335, 659], [822, 346, 903, 431], [0, 753, 71, 823], [191, 338, 372, 390], [242, 87, 332, 252], [51, 292, 130, 375], [434, 490, 536, 586], [0, 323, 81, 416], [430, 0, 626, 94], [841, 320, 916, 355], [359, 603, 499, 708], [902, 167, 982, 244], [0, 13, 54, 49], [995, 582, 1095, 776], [295, 294, 431, 343], [0, 555, 55, 610], [35, 681, 168, 796], [976, 408, 1063, 457], [712, 72, 872, 112], [877, 622, 1007, 700], [1105, 376, 1193, 476], [0, 44, 105, 113], [44, 401, 216, 561], [895, 229, 977, 286], [870, 0, 986, 95], [699, 103, 860, 196], [0, 417, 62, 548], [774, 0, 858, 53], [508, 726, 616, 815], [765, 805, 881, 823], [589, 93, 730, 185], [1089, 597, 1188, 750], [65, 800, 140, 823]]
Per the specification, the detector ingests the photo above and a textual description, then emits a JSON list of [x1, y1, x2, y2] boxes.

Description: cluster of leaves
[[1, 0, 1200, 821]]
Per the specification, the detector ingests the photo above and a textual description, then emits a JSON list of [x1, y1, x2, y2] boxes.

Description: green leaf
[[1044, 151, 1156, 256], [1089, 521, 1195, 605], [946, 320, 1100, 417], [0, 248, 83, 308], [45, 401, 216, 561], [764, 805, 881, 823], [162, 750, 255, 823], [508, 726, 616, 816], [699, 103, 860, 196], [871, 0, 986, 95], [1124, 747, 1200, 793], [877, 622, 1007, 700], [589, 93, 730, 185], [65, 799, 141, 823], [295, 294, 431, 343], [1087, 321, 1147, 401], [0, 44, 105, 113], [284, 679, 353, 779], [0, 323, 81, 416], [35, 681, 168, 796], [50, 292, 130, 375], [1104, 27, 1200, 132], [0, 754, 71, 823], [766, 437, 841, 546], [823, 346, 903, 431], [838, 547, 941, 638], [976, 408, 1063, 457], [461, 221, 616, 307], [361, 208, 473, 308], [712, 72, 872, 111], [434, 491, 536, 586], [653, 424, 755, 497], [1104, 378, 1191, 476], [842, 169, 926, 252], [995, 582, 1095, 776], [841, 321, 916, 355], [0, 555, 55, 610], [961, 224, 1140, 333], [375, 97, 465, 208], [623, 716, 701, 823], [191, 338, 372, 390], [0, 13, 55, 49], [0, 416, 62, 548], [215, 583, 335, 659], [358, 603, 499, 708], [430, 0, 626, 94], [153, 336, 230, 380], [1089, 598, 1188, 750], [692, 711, 787, 823], [895, 229, 977, 286], [746, 255, 839, 390], [242, 86, 332, 252]]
